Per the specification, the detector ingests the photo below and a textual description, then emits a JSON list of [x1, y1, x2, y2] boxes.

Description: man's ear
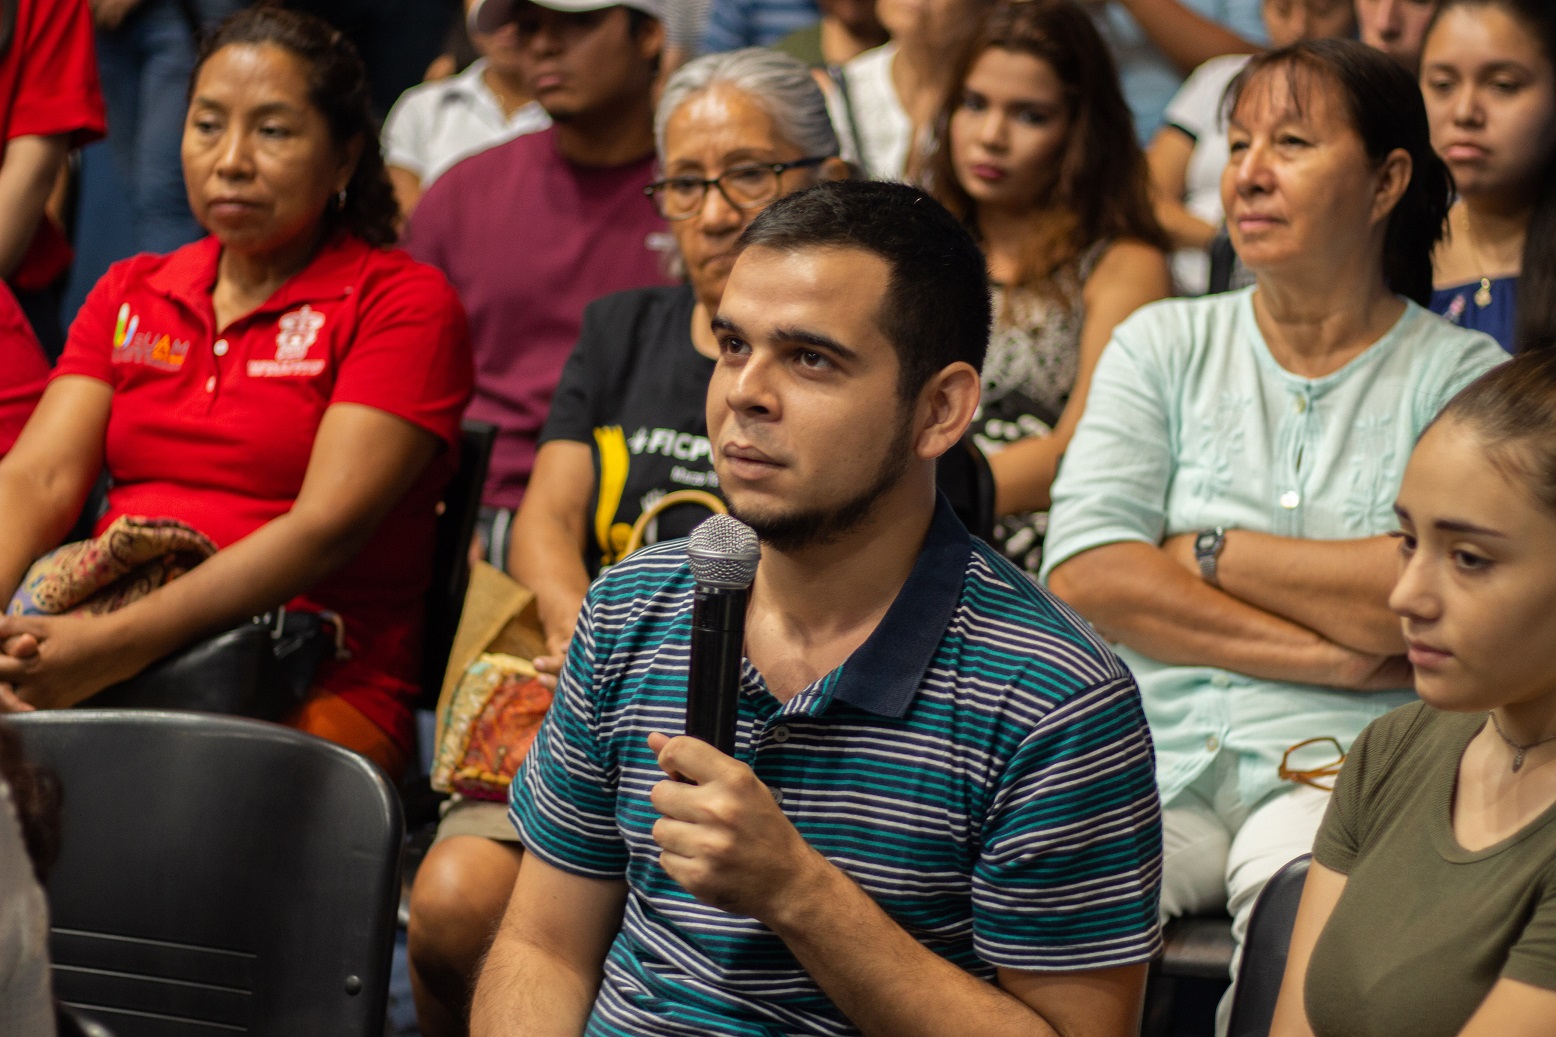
[[635, 14, 665, 65], [913, 362, 981, 461]]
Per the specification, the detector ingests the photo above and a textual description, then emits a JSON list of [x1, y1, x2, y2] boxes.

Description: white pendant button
[[213, 339, 229, 357], [1280, 490, 1300, 509], [204, 376, 216, 393]]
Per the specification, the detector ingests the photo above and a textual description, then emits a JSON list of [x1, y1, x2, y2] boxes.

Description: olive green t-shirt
[[1307, 702, 1556, 1037]]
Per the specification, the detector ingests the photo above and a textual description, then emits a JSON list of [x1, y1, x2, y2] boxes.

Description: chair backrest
[[935, 436, 997, 543], [1227, 853, 1312, 1037], [10, 710, 404, 1037], [420, 420, 498, 704]]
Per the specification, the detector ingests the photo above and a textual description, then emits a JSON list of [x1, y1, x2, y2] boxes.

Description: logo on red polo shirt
[[247, 305, 327, 378], [110, 303, 191, 372]]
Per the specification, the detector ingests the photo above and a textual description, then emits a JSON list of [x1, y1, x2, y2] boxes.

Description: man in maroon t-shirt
[[400, 0, 671, 1032], [403, 0, 673, 575]]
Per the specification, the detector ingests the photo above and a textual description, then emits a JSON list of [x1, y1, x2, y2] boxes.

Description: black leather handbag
[[88, 610, 343, 722]]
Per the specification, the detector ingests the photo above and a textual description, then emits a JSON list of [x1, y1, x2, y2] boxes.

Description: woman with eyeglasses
[[406, 47, 846, 1037]]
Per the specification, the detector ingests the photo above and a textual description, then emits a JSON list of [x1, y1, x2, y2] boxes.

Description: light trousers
[[1159, 754, 1331, 1035]]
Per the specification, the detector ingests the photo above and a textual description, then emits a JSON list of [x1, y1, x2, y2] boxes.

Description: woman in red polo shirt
[[0, 8, 474, 777]]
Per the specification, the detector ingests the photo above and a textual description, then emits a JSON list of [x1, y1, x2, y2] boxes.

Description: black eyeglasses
[[644, 157, 829, 220]]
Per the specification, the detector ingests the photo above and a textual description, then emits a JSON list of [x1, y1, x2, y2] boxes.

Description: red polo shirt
[[0, 284, 47, 452], [55, 234, 474, 750], [1, 0, 106, 291]]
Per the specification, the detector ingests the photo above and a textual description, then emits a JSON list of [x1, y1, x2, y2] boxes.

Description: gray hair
[[654, 47, 840, 162]]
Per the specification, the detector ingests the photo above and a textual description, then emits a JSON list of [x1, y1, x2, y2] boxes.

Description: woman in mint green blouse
[[1040, 38, 1506, 1025], [1269, 351, 1556, 1037]]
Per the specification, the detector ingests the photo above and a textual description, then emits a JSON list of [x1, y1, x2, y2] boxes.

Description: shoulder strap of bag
[[621, 489, 726, 559]]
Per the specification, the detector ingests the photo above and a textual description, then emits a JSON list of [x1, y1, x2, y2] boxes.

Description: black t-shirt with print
[[540, 284, 720, 575]]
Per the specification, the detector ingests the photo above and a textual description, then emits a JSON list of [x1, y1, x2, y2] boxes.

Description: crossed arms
[[1048, 531, 1409, 692]]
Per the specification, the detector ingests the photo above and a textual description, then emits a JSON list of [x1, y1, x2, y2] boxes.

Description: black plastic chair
[[1226, 853, 1312, 1037], [418, 419, 498, 706], [936, 435, 997, 543], [10, 710, 404, 1037]]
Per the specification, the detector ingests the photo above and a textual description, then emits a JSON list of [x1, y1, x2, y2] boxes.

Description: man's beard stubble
[[727, 409, 916, 553]]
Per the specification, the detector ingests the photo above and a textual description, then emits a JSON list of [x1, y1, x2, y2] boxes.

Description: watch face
[[1195, 531, 1218, 554]]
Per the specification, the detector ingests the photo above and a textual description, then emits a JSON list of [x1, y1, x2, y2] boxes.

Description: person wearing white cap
[[381, 0, 554, 217], [401, 0, 675, 598]]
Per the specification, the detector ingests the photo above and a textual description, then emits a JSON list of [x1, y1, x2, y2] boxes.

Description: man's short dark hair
[[734, 181, 990, 400]]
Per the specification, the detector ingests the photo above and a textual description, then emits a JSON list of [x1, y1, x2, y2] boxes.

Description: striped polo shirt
[[512, 495, 1163, 1036]]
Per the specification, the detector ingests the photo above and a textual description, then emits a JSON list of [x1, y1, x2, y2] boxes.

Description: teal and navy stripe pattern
[[512, 496, 1162, 1036]]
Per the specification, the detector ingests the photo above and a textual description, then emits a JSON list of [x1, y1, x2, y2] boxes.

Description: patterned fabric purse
[[430, 562, 549, 800], [431, 490, 727, 800], [431, 653, 552, 800], [7, 515, 342, 719], [8, 516, 217, 617]]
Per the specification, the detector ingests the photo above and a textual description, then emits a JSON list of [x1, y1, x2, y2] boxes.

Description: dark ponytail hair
[[193, 7, 399, 247], [1225, 39, 1451, 306], [1425, 0, 1556, 352], [1434, 350, 1556, 512]]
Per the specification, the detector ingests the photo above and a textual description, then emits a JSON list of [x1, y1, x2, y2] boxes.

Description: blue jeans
[[93, 0, 245, 254]]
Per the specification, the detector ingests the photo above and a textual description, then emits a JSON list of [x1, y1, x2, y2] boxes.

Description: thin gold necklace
[[1461, 209, 1496, 308]]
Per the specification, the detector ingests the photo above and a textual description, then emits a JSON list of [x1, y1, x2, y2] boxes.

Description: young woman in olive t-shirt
[[1271, 351, 1556, 1037]]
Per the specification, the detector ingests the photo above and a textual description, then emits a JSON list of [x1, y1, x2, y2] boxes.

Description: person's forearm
[[766, 859, 1062, 1036], [1115, 0, 1258, 75], [1214, 532, 1404, 655], [1048, 542, 1354, 686], [105, 505, 398, 671], [0, 135, 69, 279], [990, 436, 1064, 516], [469, 930, 598, 1037], [1153, 198, 1218, 252], [509, 508, 590, 649], [0, 466, 96, 605]]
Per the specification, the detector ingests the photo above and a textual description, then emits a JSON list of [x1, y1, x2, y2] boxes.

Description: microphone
[[685, 515, 760, 756]]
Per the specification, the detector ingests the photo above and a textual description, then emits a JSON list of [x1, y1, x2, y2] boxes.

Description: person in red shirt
[[0, 7, 474, 777], [0, 0, 107, 357], [402, 0, 674, 572], [0, 284, 47, 456]]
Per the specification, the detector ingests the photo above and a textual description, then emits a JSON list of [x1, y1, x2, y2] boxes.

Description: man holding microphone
[[471, 181, 1163, 1037]]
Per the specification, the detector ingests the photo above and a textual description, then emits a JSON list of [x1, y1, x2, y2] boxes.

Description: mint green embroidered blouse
[[1040, 288, 1506, 808]]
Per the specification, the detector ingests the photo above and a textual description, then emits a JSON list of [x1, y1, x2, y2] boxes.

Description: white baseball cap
[[471, 0, 666, 33]]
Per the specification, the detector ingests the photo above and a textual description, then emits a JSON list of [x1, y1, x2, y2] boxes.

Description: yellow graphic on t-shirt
[[594, 426, 631, 563]]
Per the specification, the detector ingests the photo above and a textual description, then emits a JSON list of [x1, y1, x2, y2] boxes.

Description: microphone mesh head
[[687, 514, 760, 589]]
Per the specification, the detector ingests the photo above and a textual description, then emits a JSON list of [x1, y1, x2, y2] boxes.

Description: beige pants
[[433, 796, 520, 844]]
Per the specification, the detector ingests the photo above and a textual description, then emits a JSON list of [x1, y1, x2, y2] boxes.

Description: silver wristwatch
[[1194, 527, 1227, 584]]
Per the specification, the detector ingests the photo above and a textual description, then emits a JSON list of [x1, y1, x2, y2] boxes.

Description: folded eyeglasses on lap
[[644, 158, 829, 220], [1279, 736, 1348, 793]]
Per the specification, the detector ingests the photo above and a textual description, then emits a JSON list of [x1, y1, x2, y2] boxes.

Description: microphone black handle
[[687, 584, 745, 756]]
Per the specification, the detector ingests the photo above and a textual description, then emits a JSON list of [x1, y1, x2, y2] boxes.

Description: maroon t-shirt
[[403, 128, 673, 510]]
